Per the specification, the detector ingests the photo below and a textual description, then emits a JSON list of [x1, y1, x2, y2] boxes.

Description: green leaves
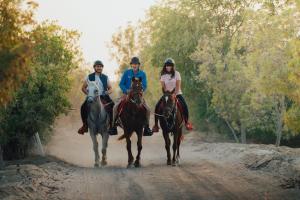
[[109, 0, 300, 144], [0, 3, 82, 158]]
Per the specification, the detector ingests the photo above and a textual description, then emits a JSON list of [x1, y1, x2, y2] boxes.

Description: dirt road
[[1, 113, 300, 200]]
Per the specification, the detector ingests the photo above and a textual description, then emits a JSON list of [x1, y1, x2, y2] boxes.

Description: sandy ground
[[1, 111, 300, 200]]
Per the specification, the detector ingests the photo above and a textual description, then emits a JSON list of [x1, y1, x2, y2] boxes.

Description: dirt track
[[1, 113, 300, 200]]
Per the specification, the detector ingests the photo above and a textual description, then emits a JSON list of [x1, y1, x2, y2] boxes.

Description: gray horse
[[86, 80, 109, 167]]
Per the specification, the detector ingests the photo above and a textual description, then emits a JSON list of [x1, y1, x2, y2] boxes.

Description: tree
[[109, 23, 139, 74], [0, 22, 82, 159], [0, 0, 38, 107]]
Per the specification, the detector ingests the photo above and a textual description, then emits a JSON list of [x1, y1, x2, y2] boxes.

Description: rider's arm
[[160, 80, 166, 92], [175, 71, 181, 95], [119, 70, 128, 94], [106, 78, 112, 95], [81, 81, 88, 95], [175, 80, 181, 95], [160, 75, 166, 92]]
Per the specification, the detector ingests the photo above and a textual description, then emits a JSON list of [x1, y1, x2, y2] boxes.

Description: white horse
[[86, 80, 109, 167]]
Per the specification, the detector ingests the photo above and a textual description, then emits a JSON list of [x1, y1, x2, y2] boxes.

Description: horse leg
[[134, 131, 143, 168], [101, 132, 109, 166], [163, 131, 171, 165], [90, 131, 100, 167], [176, 130, 182, 165], [126, 136, 134, 168], [172, 133, 178, 166]]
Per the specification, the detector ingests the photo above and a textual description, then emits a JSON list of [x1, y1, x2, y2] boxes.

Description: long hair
[[160, 63, 175, 78]]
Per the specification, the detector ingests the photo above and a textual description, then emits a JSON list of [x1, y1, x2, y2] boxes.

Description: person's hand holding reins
[[171, 93, 176, 99]]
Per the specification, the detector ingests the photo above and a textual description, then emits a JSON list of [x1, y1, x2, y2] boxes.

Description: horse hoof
[[94, 163, 99, 168], [101, 160, 107, 166], [167, 160, 172, 165], [134, 161, 141, 168], [172, 161, 177, 167], [127, 163, 134, 168]]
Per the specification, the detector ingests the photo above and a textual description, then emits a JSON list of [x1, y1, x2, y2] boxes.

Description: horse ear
[[171, 88, 175, 94], [131, 77, 136, 82], [139, 77, 142, 82]]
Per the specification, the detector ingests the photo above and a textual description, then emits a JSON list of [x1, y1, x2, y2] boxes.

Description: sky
[[35, 0, 156, 81]]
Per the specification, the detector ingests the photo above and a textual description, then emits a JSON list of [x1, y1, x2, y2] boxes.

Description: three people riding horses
[[78, 57, 192, 136]]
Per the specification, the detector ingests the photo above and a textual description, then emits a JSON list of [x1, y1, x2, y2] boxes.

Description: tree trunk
[[225, 120, 240, 143], [240, 123, 247, 144], [275, 96, 285, 147]]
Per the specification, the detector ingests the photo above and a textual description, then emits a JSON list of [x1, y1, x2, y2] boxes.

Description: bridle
[[156, 94, 178, 130], [128, 81, 143, 106], [87, 81, 112, 108]]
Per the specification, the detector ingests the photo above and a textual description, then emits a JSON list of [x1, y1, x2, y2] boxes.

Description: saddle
[[117, 97, 147, 117]]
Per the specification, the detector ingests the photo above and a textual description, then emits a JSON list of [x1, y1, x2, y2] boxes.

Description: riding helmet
[[164, 58, 175, 66], [93, 60, 104, 67], [130, 57, 140, 65]]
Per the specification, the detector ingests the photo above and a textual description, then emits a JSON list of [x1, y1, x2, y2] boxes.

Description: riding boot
[[78, 100, 88, 135], [143, 102, 153, 136], [185, 121, 193, 131], [78, 123, 88, 135], [143, 125, 153, 136], [108, 110, 118, 135]]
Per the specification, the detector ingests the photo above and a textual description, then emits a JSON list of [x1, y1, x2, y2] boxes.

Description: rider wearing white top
[[78, 60, 115, 135], [160, 71, 182, 95]]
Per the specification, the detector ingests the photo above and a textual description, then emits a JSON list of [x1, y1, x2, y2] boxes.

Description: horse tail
[[118, 134, 126, 140]]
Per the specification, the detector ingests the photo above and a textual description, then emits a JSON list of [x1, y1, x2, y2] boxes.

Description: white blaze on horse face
[[87, 81, 99, 101], [165, 96, 168, 103]]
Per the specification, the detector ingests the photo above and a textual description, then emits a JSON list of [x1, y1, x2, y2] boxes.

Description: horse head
[[162, 89, 177, 118], [161, 89, 177, 129], [87, 80, 101, 103], [128, 77, 143, 106]]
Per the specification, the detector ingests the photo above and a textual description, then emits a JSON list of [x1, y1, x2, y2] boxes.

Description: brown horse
[[157, 90, 184, 166], [118, 77, 147, 168]]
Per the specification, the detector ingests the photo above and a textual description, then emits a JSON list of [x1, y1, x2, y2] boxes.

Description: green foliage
[[109, 24, 139, 75], [0, 19, 82, 159], [0, 0, 38, 106], [110, 0, 300, 145]]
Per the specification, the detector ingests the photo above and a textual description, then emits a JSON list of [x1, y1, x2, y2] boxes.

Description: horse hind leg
[[90, 132, 100, 167], [134, 131, 143, 168], [101, 132, 109, 166]]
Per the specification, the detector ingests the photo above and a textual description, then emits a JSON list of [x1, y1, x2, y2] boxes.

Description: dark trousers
[[154, 94, 189, 123], [81, 100, 88, 125], [80, 95, 114, 127], [176, 94, 189, 122]]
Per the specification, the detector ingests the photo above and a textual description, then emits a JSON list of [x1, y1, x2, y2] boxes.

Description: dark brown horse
[[157, 90, 184, 166], [118, 77, 147, 168]]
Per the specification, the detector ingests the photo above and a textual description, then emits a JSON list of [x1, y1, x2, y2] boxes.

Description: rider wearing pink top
[[160, 71, 182, 95], [152, 58, 193, 132]]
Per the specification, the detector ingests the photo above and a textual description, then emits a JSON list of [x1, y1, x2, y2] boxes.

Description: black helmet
[[130, 57, 140, 65], [93, 60, 104, 67], [164, 58, 175, 66]]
